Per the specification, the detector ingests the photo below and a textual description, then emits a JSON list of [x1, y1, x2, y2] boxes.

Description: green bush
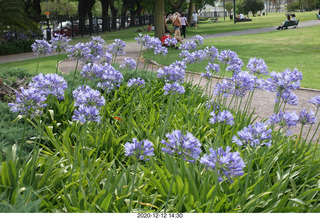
[[0, 67, 33, 86], [0, 39, 34, 56]]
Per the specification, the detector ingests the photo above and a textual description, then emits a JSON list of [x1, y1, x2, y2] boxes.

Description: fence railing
[[40, 15, 154, 39]]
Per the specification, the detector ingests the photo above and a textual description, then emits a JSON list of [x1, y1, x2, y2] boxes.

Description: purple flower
[[124, 138, 154, 161], [201, 72, 213, 79], [309, 96, 320, 108], [80, 63, 104, 80], [107, 38, 126, 55], [90, 36, 106, 46], [191, 35, 204, 46], [163, 82, 185, 95], [8, 87, 47, 118], [263, 68, 302, 94], [135, 33, 151, 47], [209, 110, 234, 125], [29, 73, 68, 100], [154, 45, 168, 55], [100, 52, 113, 64], [164, 37, 178, 46], [73, 85, 105, 108], [157, 66, 185, 83], [50, 33, 71, 53], [161, 130, 202, 163], [247, 58, 268, 76], [213, 79, 234, 97], [72, 86, 105, 123], [204, 46, 219, 62], [232, 122, 272, 147], [145, 37, 162, 50], [205, 62, 220, 75], [277, 90, 298, 105], [299, 109, 317, 125], [179, 41, 197, 51], [120, 58, 137, 70], [269, 110, 298, 133], [85, 40, 105, 62], [68, 43, 91, 63], [200, 146, 245, 182], [127, 77, 145, 88], [218, 50, 241, 66], [97, 63, 123, 92], [72, 105, 102, 123], [169, 60, 187, 70], [205, 100, 220, 112], [31, 39, 53, 56]]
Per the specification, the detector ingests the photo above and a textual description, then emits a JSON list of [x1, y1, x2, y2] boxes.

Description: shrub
[[0, 39, 34, 56]]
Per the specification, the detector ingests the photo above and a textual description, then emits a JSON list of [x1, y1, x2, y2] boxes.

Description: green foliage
[[0, 67, 33, 85], [0, 39, 34, 56], [236, 0, 264, 16]]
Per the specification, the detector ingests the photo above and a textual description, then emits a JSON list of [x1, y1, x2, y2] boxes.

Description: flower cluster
[[124, 138, 154, 161], [97, 64, 123, 92], [179, 41, 197, 51], [169, 60, 187, 70], [85, 40, 105, 63], [204, 46, 219, 62], [205, 100, 220, 112], [232, 122, 272, 147], [205, 62, 220, 75], [191, 35, 204, 46], [80, 63, 104, 80], [107, 39, 126, 55], [72, 85, 105, 123], [247, 57, 268, 76], [157, 65, 185, 83], [68, 42, 91, 63], [135, 33, 151, 47], [29, 73, 68, 100], [299, 109, 317, 125], [308, 96, 320, 108], [269, 110, 298, 134], [31, 39, 53, 56], [161, 130, 202, 163], [127, 77, 145, 88], [8, 87, 47, 118], [163, 82, 185, 95], [50, 33, 71, 53], [120, 58, 137, 70], [209, 110, 234, 125], [164, 37, 178, 47], [218, 50, 243, 74], [200, 146, 245, 182]]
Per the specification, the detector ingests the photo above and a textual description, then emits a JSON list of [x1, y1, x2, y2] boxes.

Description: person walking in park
[[172, 12, 181, 35], [180, 13, 190, 39], [192, 11, 198, 29]]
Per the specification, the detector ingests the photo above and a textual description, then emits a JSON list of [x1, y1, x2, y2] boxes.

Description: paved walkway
[[1, 20, 320, 140]]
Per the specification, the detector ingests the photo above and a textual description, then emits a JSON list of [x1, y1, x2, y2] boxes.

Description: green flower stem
[[71, 58, 79, 90], [56, 51, 61, 74], [129, 160, 138, 212], [19, 119, 28, 165], [36, 55, 41, 75], [306, 108, 319, 141], [164, 157, 177, 213], [161, 93, 174, 140], [136, 45, 143, 73], [208, 172, 219, 212]]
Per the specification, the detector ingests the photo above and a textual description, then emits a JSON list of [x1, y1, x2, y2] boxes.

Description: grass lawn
[[144, 25, 320, 89]]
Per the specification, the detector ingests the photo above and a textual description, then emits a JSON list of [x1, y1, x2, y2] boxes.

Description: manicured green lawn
[[144, 24, 320, 89]]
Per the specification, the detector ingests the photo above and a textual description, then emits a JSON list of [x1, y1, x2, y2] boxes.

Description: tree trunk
[[100, 0, 110, 32], [169, 0, 184, 12], [187, 1, 195, 24], [110, 0, 118, 30], [32, 0, 41, 23], [154, 0, 164, 39], [88, 0, 95, 35], [121, 0, 130, 29]]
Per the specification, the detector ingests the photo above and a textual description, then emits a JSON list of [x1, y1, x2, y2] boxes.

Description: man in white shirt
[[239, 13, 244, 19], [192, 11, 198, 29]]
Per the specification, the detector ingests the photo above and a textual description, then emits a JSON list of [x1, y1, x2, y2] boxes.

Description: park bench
[[280, 20, 299, 30], [210, 18, 219, 22], [235, 17, 252, 22], [316, 14, 320, 20]]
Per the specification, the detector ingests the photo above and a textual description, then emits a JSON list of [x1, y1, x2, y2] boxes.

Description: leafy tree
[[237, 0, 264, 16], [225, 1, 233, 15]]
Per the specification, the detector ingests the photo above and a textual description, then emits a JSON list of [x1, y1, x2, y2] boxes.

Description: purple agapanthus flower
[[204, 46, 219, 62], [124, 138, 154, 161], [179, 41, 197, 51], [232, 122, 272, 147], [169, 60, 187, 70], [201, 72, 213, 79], [29, 73, 68, 100], [205, 62, 220, 75], [8, 87, 47, 118], [97, 63, 123, 92], [120, 58, 137, 70], [218, 50, 241, 66], [154, 45, 168, 55], [72, 105, 102, 123], [161, 130, 202, 163], [100, 51, 113, 64], [31, 39, 53, 56], [85, 40, 105, 62], [145, 37, 162, 50], [191, 35, 204, 46], [72, 85, 105, 123], [135, 33, 151, 47], [157, 66, 185, 83], [200, 146, 245, 182], [299, 109, 317, 125], [127, 77, 145, 88], [213, 79, 234, 97], [163, 82, 185, 95], [50, 33, 71, 53], [90, 36, 106, 46], [67, 42, 91, 63], [80, 63, 104, 80], [107, 38, 126, 55], [247, 57, 268, 76], [209, 110, 234, 125], [309, 96, 320, 108], [230, 71, 256, 97], [263, 68, 302, 94], [73, 85, 105, 108], [205, 100, 220, 112], [164, 37, 178, 47], [269, 110, 298, 134], [276, 90, 298, 105]]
